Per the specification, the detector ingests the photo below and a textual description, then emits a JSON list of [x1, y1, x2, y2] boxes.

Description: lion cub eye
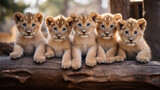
[[87, 23, 90, 26], [32, 23, 36, 27], [110, 25, 114, 28], [101, 25, 105, 28], [125, 31, 129, 34], [134, 31, 138, 34], [78, 23, 81, 27], [62, 27, 66, 31], [54, 27, 57, 31], [23, 23, 26, 27]]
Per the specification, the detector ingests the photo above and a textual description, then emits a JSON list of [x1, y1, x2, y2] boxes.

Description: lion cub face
[[97, 13, 122, 39], [14, 12, 43, 38], [46, 15, 71, 41], [116, 18, 147, 46], [69, 12, 100, 38]]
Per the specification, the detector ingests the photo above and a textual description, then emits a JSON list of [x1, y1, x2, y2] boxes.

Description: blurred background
[[0, 0, 160, 60]]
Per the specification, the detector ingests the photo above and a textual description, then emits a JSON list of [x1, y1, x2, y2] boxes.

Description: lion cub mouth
[[126, 42, 135, 46]]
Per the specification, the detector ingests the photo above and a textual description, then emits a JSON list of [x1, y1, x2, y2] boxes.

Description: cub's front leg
[[105, 46, 117, 64], [61, 49, 71, 69], [10, 44, 24, 59], [72, 47, 82, 70], [96, 45, 106, 63], [136, 49, 151, 63], [34, 44, 46, 63], [115, 48, 126, 62], [45, 46, 55, 58], [86, 45, 97, 67]]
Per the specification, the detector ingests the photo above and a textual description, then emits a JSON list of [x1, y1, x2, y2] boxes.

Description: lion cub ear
[[69, 13, 78, 22], [137, 18, 147, 31], [13, 12, 24, 24], [45, 17, 55, 27], [116, 19, 126, 30], [66, 17, 75, 26], [113, 13, 122, 21], [89, 12, 101, 23], [35, 12, 44, 24]]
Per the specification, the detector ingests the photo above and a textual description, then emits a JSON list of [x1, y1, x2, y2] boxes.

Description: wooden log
[[110, 0, 130, 20], [0, 56, 160, 89]]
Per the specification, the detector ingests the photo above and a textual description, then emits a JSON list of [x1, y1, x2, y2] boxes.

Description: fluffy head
[[116, 18, 147, 46], [97, 13, 122, 39], [45, 15, 72, 41], [13, 12, 44, 38], [68, 12, 101, 38]]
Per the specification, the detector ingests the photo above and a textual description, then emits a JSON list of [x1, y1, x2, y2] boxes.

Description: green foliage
[[0, 0, 28, 22]]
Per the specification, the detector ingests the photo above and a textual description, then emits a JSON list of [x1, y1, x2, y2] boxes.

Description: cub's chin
[[126, 43, 135, 46], [103, 36, 111, 39], [79, 34, 89, 38], [24, 36, 33, 39], [54, 38, 63, 42]]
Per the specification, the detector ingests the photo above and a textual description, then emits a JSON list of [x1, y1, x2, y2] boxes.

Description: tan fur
[[10, 12, 46, 63], [69, 12, 100, 70], [115, 18, 151, 63], [45, 15, 72, 69], [96, 13, 122, 63]]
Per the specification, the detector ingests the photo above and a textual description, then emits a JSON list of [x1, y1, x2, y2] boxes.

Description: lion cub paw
[[45, 52, 54, 58], [34, 56, 46, 63], [10, 52, 23, 59], [136, 55, 149, 63], [96, 57, 106, 64], [61, 59, 71, 69], [115, 56, 125, 62], [105, 57, 115, 64], [72, 60, 81, 70], [86, 58, 97, 67]]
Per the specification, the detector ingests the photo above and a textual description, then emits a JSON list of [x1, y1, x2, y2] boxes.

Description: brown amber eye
[[32, 23, 36, 27], [63, 27, 66, 31], [87, 23, 90, 26], [134, 31, 138, 34], [101, 25, 105, 28], [110, 25, 114, 28], [54, 27, 57, 31], [78, 23, 81, 26], [125, 31, 129, 34], [23, 23, 26, 26]]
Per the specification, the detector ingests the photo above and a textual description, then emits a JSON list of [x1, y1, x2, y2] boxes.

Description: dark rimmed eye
[[134, 31, 138, 34], [125, 31, 129, 34], [87, 23, 90, 26], [78, 23, 81, 26], [63, 27, 66, 31], [54, 27, 57, 31], [32, 23, 36, 27], [101, 25, 105, 28], [110, 25, 114, 28], [23, 23, 26, 26]]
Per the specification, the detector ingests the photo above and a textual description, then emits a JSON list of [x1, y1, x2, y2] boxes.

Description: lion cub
[[45, 15, 72, 69], [115, 18, 151, 63], [96, 13, 122, 64], [10, 12, 46, 63], [69, 12, 100, 70]]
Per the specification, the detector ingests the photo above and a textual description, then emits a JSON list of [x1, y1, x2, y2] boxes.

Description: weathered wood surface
[[110, 0, 130, 20], [0, 56, 160, 89], [144, 0, 160, 60]]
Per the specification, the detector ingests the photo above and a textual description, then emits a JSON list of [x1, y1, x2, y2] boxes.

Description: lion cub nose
[[26, 30, 31, 34], [129, 38, 134, 42], [57, 34, 62, 37], [82, 29, 87, 33]]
